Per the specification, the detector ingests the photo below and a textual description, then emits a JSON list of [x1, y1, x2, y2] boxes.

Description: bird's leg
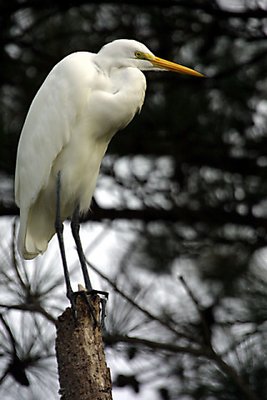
[[71, 206, 109, 327], [71, 206, 93, 292], [55, 172, 76, 311]]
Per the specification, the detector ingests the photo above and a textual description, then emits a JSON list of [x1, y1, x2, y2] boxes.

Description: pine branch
[[3, 203, 267, 234], [105, 333, 211, 358], [178, 276, 260, 400], [87, 259, 197, 343]]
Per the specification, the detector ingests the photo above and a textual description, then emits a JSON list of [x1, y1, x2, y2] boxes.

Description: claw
[[89, 290, 109, 329], [100, 296, 108, 331], [69, 288, 109, 328]]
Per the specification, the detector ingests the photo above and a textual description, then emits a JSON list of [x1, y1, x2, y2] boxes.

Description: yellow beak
[[149, 55, 204, 77]]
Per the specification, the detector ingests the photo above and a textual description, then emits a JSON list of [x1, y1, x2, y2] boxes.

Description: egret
[[15, 39, 203, 303]]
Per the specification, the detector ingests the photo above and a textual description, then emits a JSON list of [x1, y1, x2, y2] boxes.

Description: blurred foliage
[[1, 0, 267, 399]]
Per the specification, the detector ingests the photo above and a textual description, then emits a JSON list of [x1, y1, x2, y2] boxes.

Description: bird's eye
[[135, 51, 143, 59]]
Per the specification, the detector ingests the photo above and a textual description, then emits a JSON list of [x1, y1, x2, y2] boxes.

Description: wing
[[15, 52, 95, 209], [15, 52, 96, 258]]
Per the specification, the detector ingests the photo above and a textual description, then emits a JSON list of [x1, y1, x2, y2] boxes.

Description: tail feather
[[18, 205, 55, 260]]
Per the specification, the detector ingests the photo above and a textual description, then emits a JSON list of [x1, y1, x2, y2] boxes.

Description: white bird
[[15, 39, 203, 296]]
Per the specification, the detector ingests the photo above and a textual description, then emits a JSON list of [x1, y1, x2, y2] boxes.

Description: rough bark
[[55, 294, 112, 400]]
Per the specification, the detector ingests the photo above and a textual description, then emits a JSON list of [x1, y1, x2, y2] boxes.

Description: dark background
[[1, 1, 267, 399]]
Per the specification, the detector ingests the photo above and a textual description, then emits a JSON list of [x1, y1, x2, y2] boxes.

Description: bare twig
[[56, 296, 112, 400]]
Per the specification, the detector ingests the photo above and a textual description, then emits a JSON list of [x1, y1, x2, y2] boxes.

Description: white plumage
[[15, 39, 203, 260]]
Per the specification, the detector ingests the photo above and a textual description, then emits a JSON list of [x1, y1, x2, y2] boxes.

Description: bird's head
[[97, 39, 204, 77]]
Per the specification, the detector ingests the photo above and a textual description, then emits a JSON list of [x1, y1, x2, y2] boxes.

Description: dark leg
[[55, 172, 75, 307], [71, 206, 93, 292], [71, 206, 109, 328]]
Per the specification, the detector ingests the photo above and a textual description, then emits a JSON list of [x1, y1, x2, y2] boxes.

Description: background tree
[[1, 0, 267, 399]]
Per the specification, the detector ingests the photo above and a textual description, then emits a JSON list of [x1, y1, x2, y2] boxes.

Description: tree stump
[[55, 294, 112, 400]]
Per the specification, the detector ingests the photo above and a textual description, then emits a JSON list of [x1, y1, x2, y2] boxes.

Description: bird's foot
[[92, 290, 109, 330], [68, 288, 109, 328], [86, 289, 109, 329]]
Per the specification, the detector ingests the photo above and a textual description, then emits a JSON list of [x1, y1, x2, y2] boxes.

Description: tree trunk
[[55, 294, 112, 400]]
